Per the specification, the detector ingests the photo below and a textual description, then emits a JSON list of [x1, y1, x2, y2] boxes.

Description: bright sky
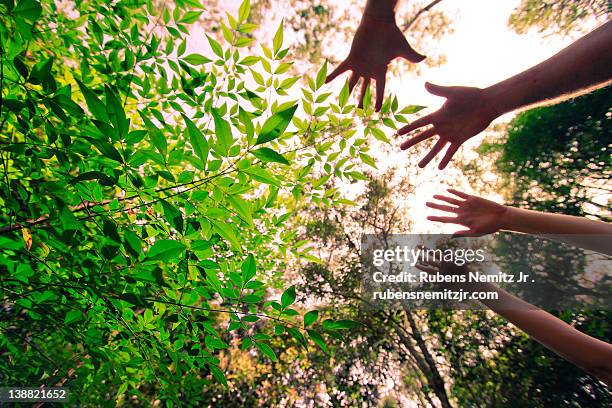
[[193, 0, 598, 233], [385, 0, 587, 233], [396, 0, 586, 104]]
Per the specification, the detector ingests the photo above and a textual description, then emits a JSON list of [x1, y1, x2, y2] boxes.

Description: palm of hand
[[348, 19, 411, 75], [326, 15, 425, 111], [454, 196, 506, 234], [434, 87, 496, 145], [398, 85, 500, 169], [426, 189, 507, 236]]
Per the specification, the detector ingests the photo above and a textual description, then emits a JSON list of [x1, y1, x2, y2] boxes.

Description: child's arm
[[427, 189, 612, 255], [478, 282, 612, 385], [416, 261, 612, 384]]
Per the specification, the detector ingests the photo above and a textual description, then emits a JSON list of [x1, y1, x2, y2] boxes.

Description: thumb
[[425, 82, 457, 97], [399, 43, 426, 63]]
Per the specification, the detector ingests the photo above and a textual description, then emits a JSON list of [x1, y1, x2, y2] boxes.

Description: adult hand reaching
[[398, 21, 612, 169], [325, 13, 425, 111], [426, 189, 507, 236], [397, 83, 499, 169]]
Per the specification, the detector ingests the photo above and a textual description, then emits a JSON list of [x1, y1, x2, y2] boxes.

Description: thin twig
[[402, 0, 444, 32]]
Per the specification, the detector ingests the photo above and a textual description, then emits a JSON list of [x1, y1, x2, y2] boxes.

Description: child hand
[[426, 189, 508, 236]]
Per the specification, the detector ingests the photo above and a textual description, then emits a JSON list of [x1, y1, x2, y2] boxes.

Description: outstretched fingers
[[325, 60, 350, 84], [398, 41, 426, 63], [418, 139, 447, 168], [348, 72, 359, 95], [438, 143, 459, 170], [433, 194, 464, 206], [452, 229, 476, 238], [424, 82, 459, 97], [400, 127, 436, 150], [426, 202, 458, 213], [447, 189, 469, 199], [427, 215, 460, 224], [375, 74, 386, 112], [398, 115, 433, 135], [358, 77, 370, 109]]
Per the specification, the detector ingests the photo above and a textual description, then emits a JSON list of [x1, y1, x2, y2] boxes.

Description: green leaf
[[241, 295, 261, 304], [161, 200, 184, 233], [140, 112, 167, 157], [239, 56, 259, 66], [64, 310, 82, 325], [279, 76, 300, 90], [227, 194, 253, 226], [12, 57, 28, 79], [182, 53, 212, 65], [251, 147, 289, 165], [334, 319, 360, 329], [84, 137, 123, 163], [400, 105, 427, 114], [206, 34, 224, 58], [274, 62, 292, 75], [363, 83, 372, 110], [304, 310, 318, 327], [238, 107, 254, 143], [29, 57, 53, 84], [206, 269, 223, 293], [359, 152, 377, 168], [243, 167, 280, 186], [206, 335, 229, 350], [307, 330, 327, 352], [241, 253, 256, 283], [76, 79, 109, 122], [238, 0, 250, 22], [70, 171, 115, 186], [272, 20, 283, 54], [315, 60, 327, 90], [180, 10, 202, 23], [123, 230, 142, 257], [210, 219, 241, 251], [339, 79, 349, 107], [105, 85, 128, 138], [281, 285, 296, 309], [13, 0, 42, 21], [182, 114, 209, 169], [286, 327, 308, 349], [119, 293, 148, 307], [209, 364, 228, 387], [211, 109, 233, 155], [147, 240, 186, 261], [370, 127, 389, 143], [323, 319, 360, 330], [255, 341, 277, 361], [256, 104, 297, 145]]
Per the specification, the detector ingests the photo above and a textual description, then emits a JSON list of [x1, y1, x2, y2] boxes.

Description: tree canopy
[[482, 87, 611, 221], [0, 0, 423, 404]]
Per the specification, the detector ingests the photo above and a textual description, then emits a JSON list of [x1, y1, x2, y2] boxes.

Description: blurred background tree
[[508, 0, 610, 35], [481, 86, 611, 221]]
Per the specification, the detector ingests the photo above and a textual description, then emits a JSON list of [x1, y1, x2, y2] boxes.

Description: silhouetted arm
[[398, 21, 612, 169], [416, 260, 612, 385], [426, 189, 612, 255]]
